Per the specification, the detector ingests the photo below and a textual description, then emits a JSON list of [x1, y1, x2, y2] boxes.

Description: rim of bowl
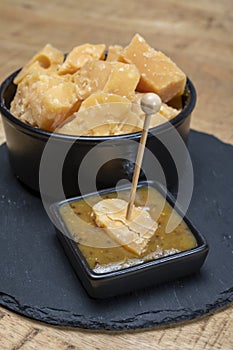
[[0, 68, 196, 142]]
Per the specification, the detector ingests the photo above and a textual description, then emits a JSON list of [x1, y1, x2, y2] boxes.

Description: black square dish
[[50, 181, 209, 298]]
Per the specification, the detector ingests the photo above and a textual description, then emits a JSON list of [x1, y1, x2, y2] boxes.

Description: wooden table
[[0, 1, 232, 349]]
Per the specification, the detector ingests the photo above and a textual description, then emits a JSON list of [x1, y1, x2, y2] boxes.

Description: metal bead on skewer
[[126, 93, 162, 220]]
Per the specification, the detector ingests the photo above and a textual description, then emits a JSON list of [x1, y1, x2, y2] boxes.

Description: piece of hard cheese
[[106, 45, 123, 62], [14, 44, 64, 85], [74, 60, 140, 101], [119, 34, 186, 102], [11, 71, 80, 131], [58, 92, 141, 136], [73, 60, 114, 100], [103, 62, 140, 100], [133, 92, 180, 129], [58, 43, 106, 75], [93, 198, 158, 256], [80, 92, 141, 135]]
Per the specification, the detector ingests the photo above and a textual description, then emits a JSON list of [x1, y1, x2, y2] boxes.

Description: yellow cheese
[[133, 92, 180, 129], [74, 61, 140, 102], [58, 44, 106, 75], [14, 44, 64, 84], [80, 92, 142, 135], [11, 71, 80, 131], [11, 37, 185, 135], [93, 198, 157, 256], [73, 60, 113, 100], [106, 45, 123, 62], [103, 62, 140, 100], [79, 91, 130, 110], [58, 92, 141, 136], [119, 34, 186, 102]]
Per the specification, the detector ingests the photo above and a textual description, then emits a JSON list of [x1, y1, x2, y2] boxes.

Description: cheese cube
[[79, 91, 130, 110], [80, 92, 142, 135], [74, 60, 113, 100], [119, 34, 186, 102], [93, 198, 157, 256], [58, 44, 106, 75], [103, 62, 140, 100], [74, 61, 140, 101], [14, 44, 64, 84], [133, 92, 180, 129], [58, 92, 142, 136], [11, 71, 80, 131], [106, 45, 123, 62]]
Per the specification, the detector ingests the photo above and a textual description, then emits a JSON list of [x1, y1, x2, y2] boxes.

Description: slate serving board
[[0, 130, 233, 330]]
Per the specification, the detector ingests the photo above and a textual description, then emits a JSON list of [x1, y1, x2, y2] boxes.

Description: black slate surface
[[0, 130, 233, 330]]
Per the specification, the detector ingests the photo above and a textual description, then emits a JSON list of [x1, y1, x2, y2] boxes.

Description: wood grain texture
[[0, 0, 232, 349]]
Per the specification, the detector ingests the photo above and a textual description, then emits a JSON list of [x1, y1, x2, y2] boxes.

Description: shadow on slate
[[0, 130, 233, 330]]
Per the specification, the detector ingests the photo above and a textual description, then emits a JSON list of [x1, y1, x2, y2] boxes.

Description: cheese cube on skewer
[[93, 198, 158, 256]]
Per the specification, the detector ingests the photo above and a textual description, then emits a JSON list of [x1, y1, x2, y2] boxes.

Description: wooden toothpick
[[126, 93, 162, 220]]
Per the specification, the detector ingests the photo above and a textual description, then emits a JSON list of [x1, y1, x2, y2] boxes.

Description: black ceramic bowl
[[0, 69, 196, 198], [50, 180, 208, 299]]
